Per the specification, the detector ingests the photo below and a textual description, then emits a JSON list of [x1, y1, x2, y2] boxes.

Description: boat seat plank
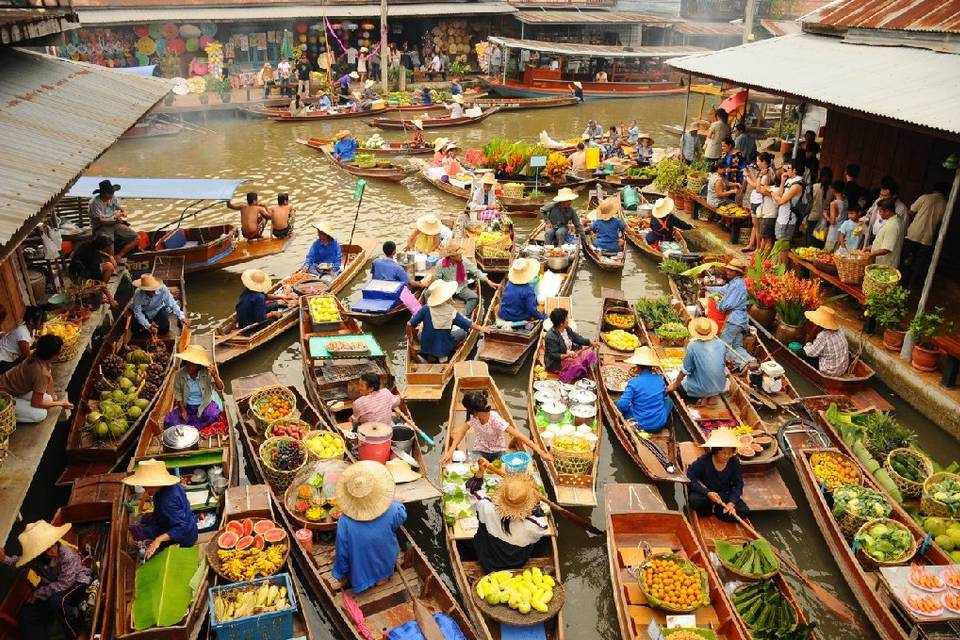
[[554, 484, 598, 507], [604, 483, 667, 513], [623, 580, 645, 606], [617, 547, 645, 568]]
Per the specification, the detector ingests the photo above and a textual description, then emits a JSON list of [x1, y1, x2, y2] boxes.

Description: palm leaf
[[133, 545, 202, 631]]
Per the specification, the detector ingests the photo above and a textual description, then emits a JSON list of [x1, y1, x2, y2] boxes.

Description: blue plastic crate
[[351, 298, 399, 314], [209, 573, 298, 640], [362, 279, 405, 301]]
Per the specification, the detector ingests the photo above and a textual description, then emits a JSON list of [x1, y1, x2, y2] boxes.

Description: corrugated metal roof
[[668, 33, 960, 135], [761, 19, 802, 37], [0, 48, 170, 248], [674, 20, 743, 36], [514, 11, 675, 25], [67, 177, 247, 200], [488, 36, 706, 58], [805, 0, 960, 34]]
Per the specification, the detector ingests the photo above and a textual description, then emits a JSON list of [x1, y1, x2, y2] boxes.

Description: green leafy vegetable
[[634, 296, 682, 328], [133, 545, 202, 631], [854, 520, 914, 563]]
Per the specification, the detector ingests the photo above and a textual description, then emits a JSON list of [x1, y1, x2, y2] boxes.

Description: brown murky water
[[82, 97, 960, 639]]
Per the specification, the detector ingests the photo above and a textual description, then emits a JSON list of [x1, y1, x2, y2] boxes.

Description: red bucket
[[357, 422, 392, 464]]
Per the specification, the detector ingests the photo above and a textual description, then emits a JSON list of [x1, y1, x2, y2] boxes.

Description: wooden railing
[[507, 0, 616, 7]]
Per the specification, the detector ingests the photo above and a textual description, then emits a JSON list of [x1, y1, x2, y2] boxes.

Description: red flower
[[763, 260, 773, 270], [744, 277, 755, 288]]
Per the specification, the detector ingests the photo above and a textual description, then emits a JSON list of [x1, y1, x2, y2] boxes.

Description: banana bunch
[[217, 544, 287, 581], [475, 567, 556, 615], [603, 330, 639, 352], [41, 321, 79, 340], [213, 582, 290, 623]]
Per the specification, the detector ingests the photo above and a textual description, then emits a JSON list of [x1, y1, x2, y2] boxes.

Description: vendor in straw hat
[[616, 346, 673, 433], [497, 258, 546, 329], [687, 427, 749, 522], [332, 129, 359, 162], [544, 306, 596, 383], [446, 93, 465, 118], [312, 88, 332, 110], [164, 343, 224, 430], [405, 213, 451, 254], [636, 132, 655, 163], [131, 273, 188, 337], [586, 196, 626, 255], [407, 118, 425, 147], [331, 461, 407, 593], [681, 119, 707, 163], [89, 179, 140, 261], [583, 118, 603, 140], [410, 280, 489, 362], [666, 317, 729, 402], [705, 257, 756, 369], [0, 520, 93, 640], [570, 80, 584, 102], [464, 459, 550, 572], [304, 221, 342, 283], [802, 305, 849, 376], [125, 459, 198, 559], [541, 187, 583, 247], [441, 141, 463, 180], [467, 171, 500, 214], [432, 240, 493, 316], [644, 195, 692, 250], [431, 137, 450, 167], [441, 390, 551, 467], [420, 84, 434, 106], [236, 268, 293, 330]]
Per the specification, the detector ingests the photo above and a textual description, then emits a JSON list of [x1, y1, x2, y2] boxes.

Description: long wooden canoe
[[371, 107, 500, 129], [582, 210, 626, 271], [297, 136, 433, 156], [596, 290, 686, 483], [464, 95, 579, 110], [442, 361, 564, 640], [410, 158, 551, 213], [313, 142, 417, 182], [213, 240, 375, 365], [625, 219, 689, 262], [58, 257, 186, 486], [268, 106, 388, 122], [227, 374, 475, 640], [127, 224, 296, 274], [604, 484, 749, 640], [476, 223, 580, 374]]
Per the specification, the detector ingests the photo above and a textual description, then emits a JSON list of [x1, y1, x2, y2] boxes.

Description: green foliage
[[660, 258, 691, 281], [133, 545, 202, 631], [655, 322, 690, 342], [909, 306, 952, 347], [449, 59, 470, 76], [654, 157, 687, 194], [634, 297, 682, 328], [865, 286, 909, 328], [863, 412, 915, 457], [481, 138, 548, 175], [766, 120, 798, 141]]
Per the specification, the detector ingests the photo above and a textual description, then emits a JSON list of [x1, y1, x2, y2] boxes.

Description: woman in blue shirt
[[235, 268, 288, 330], [332, 129, 359, 161], [686, 428, 749, 522], [615, 347, 672, 432], [410, 280, 488, 362], [587, 196, 625, 255], [496, 258, 546, 328], [304, 221, 343, 283], [163, 343, 224, 430], [126, 459, 198, 559]]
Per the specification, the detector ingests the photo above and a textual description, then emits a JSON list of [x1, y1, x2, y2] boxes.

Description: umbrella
[[342, 592, 372, 640]]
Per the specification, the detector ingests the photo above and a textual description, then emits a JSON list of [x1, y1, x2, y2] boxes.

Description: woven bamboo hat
[[452, 94, 464, 104], [492, 473, 540, 520], [335, 461, 396, 521], [596, 195, 621, 220], [573, 81, 582, 89], [133, 274, 163, 291], [312, 221, 335, 238], [439, 239, 464, 258], [385, 458, 421, 484], [703, 427, 740, 449], [553, 187, 577, 203], [480, 172, 497, 186], [123, 459, 179, 488], [805, 305, 840, 331], [415, 214, 443, 236], [724, 257, 746, 273], [175, 344, 211, 367], [241, 268, 272, 293], [638, 133, 654, 143], [508, 257, 540, 285], [15, 520, 72, 567], [426, 279, 458, 307], [335, 129, 351, 140], [363, 79, 374, 89], [688, 317, 719, 341], [349, 71, 359, 79], [652, 197, 675, 219], [412, 119, 424, 130], [625, 346, 660, 368], [433, 137, 449, 151]]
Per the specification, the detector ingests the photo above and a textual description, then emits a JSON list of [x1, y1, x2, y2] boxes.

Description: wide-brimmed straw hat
[[360, 47, 369, 53], [335, 129, 351, 140], [652, 197, 675, 219], [312, 221, 335, 237], [443, 141, 461, 152], [439, 240, 464, 258], [637, 133, 654, 143], [15, 520, 72, 568], [480, 172, 497, 186], [176, 344, 212, 367], [625, 346, 660, 368], [703, 427, 740, 449], [335, 460, 396, 521], [492, 473, 541, 520], [553, 187, 577, 203], [688, 317, 719, 341], [412, 119, 424, 130], [352, 91, 363, 100], [241, 268, 272, 293], [385, 458, 421, 484], [596, 195, 621, 221], [452, 94, 464, 104], [724, 257, 746, 274], [93, 179, 120, 195], [426, 279, 458, 307], [133, 274, 163, 291], [433, 137, 449, 151], [123, 459, 179, 488], [416, 214, 443, 236], [580, 133, 590, 141], [573, 81, 583, 89], [349, 71, 359, 79], [363, 79, 374, 89], [805, 305, 839, 331], [508, 257, 540, 285]]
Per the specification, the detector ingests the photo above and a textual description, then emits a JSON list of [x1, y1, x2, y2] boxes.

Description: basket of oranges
[[250, 386, 297, 431], [809, 450, 862, 492], [637, 553, 710, 613]]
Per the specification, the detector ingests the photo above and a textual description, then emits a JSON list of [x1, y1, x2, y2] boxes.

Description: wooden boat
[[213, 240, 374, 365], [464, 95, 579, 110], [476, 223, 580, 374], [313, 142, 417, 182], [58, 257, 186, 486], [442, 361, 564, 640], [474, 225, 515, 279], [227, 373, 474, 640], [596, 290, 686, 483], [624, 220, 689, 262], [129, 223, 295, 274], [527, 297, 603, 506], [370, 107, 500, 129], [298, 135, 433, 156], [0, 474, 124, 640], [268, 106, 388, 122], [410, 159, 551, 213], [581, 210, 627, 271], [385, 102, 446, 112], [403, 285, 485, 402], [604, 484, 749, 640]]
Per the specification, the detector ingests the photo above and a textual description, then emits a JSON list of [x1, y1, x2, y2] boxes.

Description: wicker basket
[[250, 386, 297, 431], [265, 418, 312, 441], [810, 450, 862, 493], [717, 536, 780, 582], [834, 252, 870, 284], [471, 576, 565, 626], [921, 472, 960, 518], [301, 430, 346, 461], [637, 553, 710, 613], [204, 519, 290, 582], [853, 518, 917, 570], [884, 448, 933, 499], [41, 319, 82, 363], [501, 183, 525, 198], [862, 265, 901, 298], [834, 485, 891, 538], [551, 436, 594, 476], [0, 392, 15, 437], [259, 437, 308, 492]]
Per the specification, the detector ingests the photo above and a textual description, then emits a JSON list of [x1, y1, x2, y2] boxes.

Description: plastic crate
[[362, 279, 405, 301], [209, 573, 298, 640]]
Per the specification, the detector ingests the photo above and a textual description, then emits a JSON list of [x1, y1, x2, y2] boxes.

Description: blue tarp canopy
[[67, 177, 248, 201]]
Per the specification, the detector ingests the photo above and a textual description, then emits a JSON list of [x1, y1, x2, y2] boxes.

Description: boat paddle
[[479, 459, 604, 535], [395, 560, 446, 640], [731, 513, 862, 626]]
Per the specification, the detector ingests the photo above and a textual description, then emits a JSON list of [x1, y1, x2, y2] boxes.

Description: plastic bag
[[40, 224, 63, 259]]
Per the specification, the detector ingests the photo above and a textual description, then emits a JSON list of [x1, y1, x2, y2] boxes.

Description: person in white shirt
[[345, 45, 358, 70], [489, 47, 502, 76], [276, 58, 292, 96], [446, 94, 464, 118], [864, 198, 904, 268], [864, 177, 908, 248], [430, 53, 443, 80], [903, 182, 949, 288], [0, 306, 43, 374], [468, 173, 500, 218], [569, 142, 587, 172], [549, 59, 559, 71]]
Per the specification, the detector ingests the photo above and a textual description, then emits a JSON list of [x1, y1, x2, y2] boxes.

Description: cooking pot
[[569, 403, 597, 425], [568, 388, 597, 405], [534, 389, 562, 405], [575, 378, 597, 392], [638, 203, 655, 218], [533, 380, 560, 393], [539, 400, 567, 423], [545, 254, 570, 271], [524, 245, 545, 260], [162, 425, 199, 451]]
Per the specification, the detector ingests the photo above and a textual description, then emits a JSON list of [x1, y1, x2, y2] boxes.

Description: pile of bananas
[[533, 365, 547, 381], [41, 320, 79, 340], [717, 204, 748, 217], [475, 567, 556, 615], [553, 436, 594, 453], [603, 330, 639, 352], [213, 581, 289, 623], [216, 544, 287, 582]]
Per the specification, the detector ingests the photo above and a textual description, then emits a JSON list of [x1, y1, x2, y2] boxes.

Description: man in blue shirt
[[370, 241, 410, 283], [125, 459, 198, 558], [667, 317, 728, 401], [131, 274, 188, 337], [304, 221, 342, 284], [496, 258, 545, 328], [615, 347, 672, 432], [314, 90, 332, 110], [706, 258, 755, 367], [236, 269, 287, 330], [333, 129, 359, 162], [336, 70, 358, 99]]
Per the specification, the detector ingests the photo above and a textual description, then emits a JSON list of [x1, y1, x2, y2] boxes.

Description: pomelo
[[935, 534, 955, 552], [253, 519, 276, 535], [217, 531, 239, 550], [263, 528, 287, 543], [226, 520, 244, 537], [235, 535, 254, 551]]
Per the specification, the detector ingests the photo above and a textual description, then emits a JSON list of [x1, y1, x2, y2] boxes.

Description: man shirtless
[[267, 193, 294, 238], [227, 192, 270, 240]]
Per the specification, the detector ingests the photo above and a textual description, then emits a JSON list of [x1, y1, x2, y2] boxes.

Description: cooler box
[[362, 279, 405, 301], [585, 147, 601, 170], [351, 298, 398, 313]]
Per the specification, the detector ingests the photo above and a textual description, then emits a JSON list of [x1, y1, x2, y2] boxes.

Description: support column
[[380, 0, 389, 94]]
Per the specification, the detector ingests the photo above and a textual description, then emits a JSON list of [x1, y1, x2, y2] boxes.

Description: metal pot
[[539, 400, 567, 423], [524, 245, 545, 260], [534, 389, 562, 405], [533, 380, 560, 393], [162, 424, 200, 451], [546, 254, 570, 271], [638, 203, 655, 218], [575, 378, 597, 392], [568, 388, 597, 405], [569, 403, 597, 425]]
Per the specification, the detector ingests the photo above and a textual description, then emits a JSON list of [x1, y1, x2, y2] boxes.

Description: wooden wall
[[0, 255, 28, 332]]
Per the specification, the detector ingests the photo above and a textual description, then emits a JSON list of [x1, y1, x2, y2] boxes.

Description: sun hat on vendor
[[480, 172, 497, 186], [580, 133, 590, 142], [385, 458, 421, 484], [335, 460, 396, 521], [573, 81, 583, 89], [412, 119, 424, 130], [433, 137, 449, 151], [440, 240, 464, 259], [443, 141, 461, 152], [124, 459, 179, 488], [335, 129, 351, 140], [132, 274, 163, 291], [492, 473, 541, 520], [724, 257, 746, 274], [93, 179, 120, 195], [415, 214, 443, 236], [175, 344, 211, 367], [349, 71, 360, 80], [702, 427, 740, 449], [507, 257, 540, 285], [452, 94, 464, 104], [805, 305, 840, 331], [688, 316, 719, 341], [625, 346, 660, 368], [652, 196, 675, 219], [553, 187, 577, 203], [14, 520, 72, 568], [360, 47, 369, 54], [312, 221, 335, 238], [241, 268, 272, 293], [595, 195, 621, 221], [426, 279, 459, 307]]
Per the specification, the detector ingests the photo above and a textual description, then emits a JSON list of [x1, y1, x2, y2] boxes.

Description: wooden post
[[744, 0, 756, 45], [680, 73, 691, 144], [380, 0, 389, 94]]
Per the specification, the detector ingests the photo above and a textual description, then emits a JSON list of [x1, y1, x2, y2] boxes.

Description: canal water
[[72, 97, 960, 638]]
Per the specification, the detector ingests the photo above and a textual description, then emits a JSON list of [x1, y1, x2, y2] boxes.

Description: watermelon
[[217, 531, 239, 550], [738, 446, 757, 458], [263, 528, 287, 543], [253, 534, 266, 550], [242, 518, 254, 536], [226, 520, 244, 537], [235, 535, 254, 550], [253, 520, 276, 535]]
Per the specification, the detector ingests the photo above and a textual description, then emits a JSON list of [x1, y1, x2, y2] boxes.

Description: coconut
[[86, 411, 103, 424], [93, 421, 110, 439], [109, 418, 128, 437]]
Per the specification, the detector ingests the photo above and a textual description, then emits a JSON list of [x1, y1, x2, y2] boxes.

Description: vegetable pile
[[831, 484, 891, 523], [715, 538, 779, 577], [602, 329, 640, 352], [655, 322, 690, 344], [733, 581, 796, 632], [863, 412, 915, 459], [927, 475, 960, 514], [888, 450, 928, 483], [212, 580, 290, 623], [853, 520, 914, 564], [824, 405, 904, 502], [810, 452, 860, 491], [919, 516, 960, 561], [634, 296, 683, 328]]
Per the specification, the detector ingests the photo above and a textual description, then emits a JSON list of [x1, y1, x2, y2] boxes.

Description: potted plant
[[744, 248, 784, 328], [218, 77, 233, 103], [766, 271, 827, 343], [654, 158, 687, 209], [909, 307, 951, 372], [767, 121, 798, 155], [865, 286, 909, 351]]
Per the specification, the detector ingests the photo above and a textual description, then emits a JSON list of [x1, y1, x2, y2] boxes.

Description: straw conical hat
[[175, 344, 211, 367], [688, 317, 718, 341], [385, 458, 421, 484], [652, 197, 675, 219], [625, 346, 660, 367], [805, 305, 839, 330], [241, 268, 272, 293], [492, 473, 540, 520], [335, 460, 396, 521], [703, 427, 739, 449], [123, 459, 179, 488], [426, 279, 458, 307], [15, 520, 72, 567], [133, 274, 163, 291], [416, 214, 443, 236], [553, 188, 577, 203], [507, 258, 540, 285]]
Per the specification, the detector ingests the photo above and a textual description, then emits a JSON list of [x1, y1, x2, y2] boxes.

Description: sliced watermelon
[[242, 518, 254, 537], [737, 446, 757, 458], [738, 434, 754, 445], [226, 520, 244, 537], [253, 519, 276, 535], [253, 534, 266, 550], [263, 528, 287, 543], [217, 531, 239, 550], [235, 535, 254, 550], [753, 435, 774, 445]]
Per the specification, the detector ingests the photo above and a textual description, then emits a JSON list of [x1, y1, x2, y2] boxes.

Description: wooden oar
[[732, 513, 862, 626], [395, 560, 445, 640], [480, 459, 604, 535]]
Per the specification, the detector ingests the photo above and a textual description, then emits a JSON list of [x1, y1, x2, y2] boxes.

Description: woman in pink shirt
[[350, 373, 400, 428], [440, 391, 551, 465]]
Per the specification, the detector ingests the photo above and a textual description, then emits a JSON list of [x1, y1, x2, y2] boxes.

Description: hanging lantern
[[135, 36, 156, 56], [155, 37, 167, 54], [179, 24, 202, 39], [296, 22, 308, 34], [133, 25, 149, 38], [200, 23, 217, 37], [199, 35, 214, 49], [361, 23, 376, 31], [185, 37, 199, 52], [298, 34, 307, 43], [167, 38, 186, 54], [162, 23, 178, 39]]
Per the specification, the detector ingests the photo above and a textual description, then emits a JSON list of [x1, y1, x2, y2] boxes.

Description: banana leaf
[[133, 545, 202, 631]]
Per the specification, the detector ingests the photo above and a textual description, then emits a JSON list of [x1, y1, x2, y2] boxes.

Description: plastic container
[[362, 279, 405, 301], [502, 451, 531, 474], [295, 528, 313, 552], [585, 147, 601, 170], [209, 573, 297, 640], [392, 425, 416, 455], [357, 422, 392, 463]]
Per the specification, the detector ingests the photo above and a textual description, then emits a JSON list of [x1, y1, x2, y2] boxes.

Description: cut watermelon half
[[235, 535, 254, 550], [263, 528, 287, 543], [217, 531, 239, 550], [226, 520, 244, 537], [253, 534, 266, 550], [242, 518, 255, 536], [253, 519, 277, 535]]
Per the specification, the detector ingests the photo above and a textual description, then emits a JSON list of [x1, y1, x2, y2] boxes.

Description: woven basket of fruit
[[862, 265, 901, 298], [250, 386, 297, 431], [602, 329, 639, 352], [284, 464, 347, 532], [551, 435, 593, 476], [884, 448, 933, 499], [205, 517, 290, 582], [40, 319, 81, 363], [637, 553, 710, 613], [265, 418, 311, 441], [471, 568, 564, 626], [853, 518, 917, 569], [302, 430, 346, 461], [834, 251, 870, 284], [603, 311, 635, 330], [502, 182, 525, 198], [810, 450, 862, 492], [921, 472, 960, 518], [259, 436, 308, 492], [715, 537, 780, 582]]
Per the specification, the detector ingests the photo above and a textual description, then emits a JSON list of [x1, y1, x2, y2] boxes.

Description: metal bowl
[[534, 390, 562, 405], [575, 378, 597, 392], [568, 388, 597, 405], [524, 245, 545, 259], [546, 254, 570, 271], [162, 425, 200, 451], [540, 400, 567, 423], [533, 380, 560, 393]]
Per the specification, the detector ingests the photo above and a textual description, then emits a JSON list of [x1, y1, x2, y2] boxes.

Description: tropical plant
[[635, 297, 682, 328], [744, 248, 785, 306], [766, 120, 798, 141], [132, 545, 203, 630], [654, 157, 687, 194], [544, 152, 570, 182], [865, 286, 909, 329], [449, 59, 470, 76], [159, 53, 180, 78], [753, 271, 827, 326], [481, 138, 548, 176], [909, 306, 952, 348], [659, 257, 691, 282]]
